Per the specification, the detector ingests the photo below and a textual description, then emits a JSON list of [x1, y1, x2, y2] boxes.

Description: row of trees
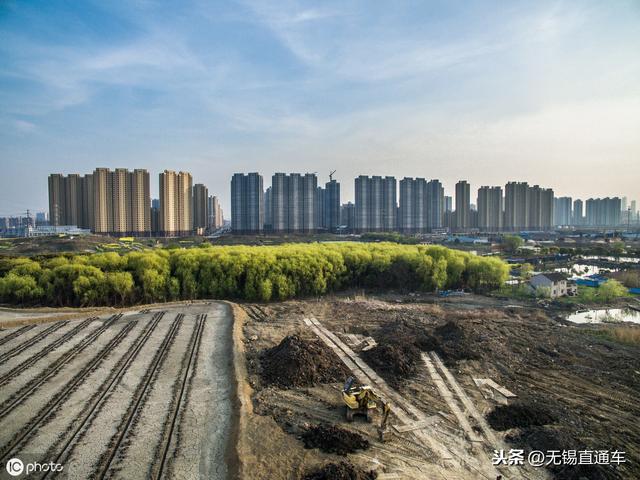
[[0, 243, 509, 306]]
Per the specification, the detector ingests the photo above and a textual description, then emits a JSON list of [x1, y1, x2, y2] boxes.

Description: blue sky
[[1, 0, 639, 215]]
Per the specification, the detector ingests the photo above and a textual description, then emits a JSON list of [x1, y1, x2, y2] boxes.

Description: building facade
[[193, 183, 209, 234], [159, 170, 193, 236], [270, 173, 318, 233], [231, 172, 264, 234], [50, 169, 150, 235], [477, 186, 503, 232], [354, 176, 397, 232], [425, 179, 444, 230], [398, 177, 427, 233], [585, 197, 622, 226], [454, 180, 471, 231], [207, 195, 223, 231], [504, 181, 529, 231], [324, 179, 341, 232], [554, 197, 572, 227]]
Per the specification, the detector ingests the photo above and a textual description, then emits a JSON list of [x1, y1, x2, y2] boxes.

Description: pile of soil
[[361, 340, 421, 387], [419, 321, 480, 364], [301, 424, 370, 456], [487, 403, 557, 431], [302, 462, 377, 480], [366, 319, 480, 372], [261, 335, 350, 388]]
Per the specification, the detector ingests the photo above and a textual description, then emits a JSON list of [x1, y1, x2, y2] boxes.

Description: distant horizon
[[5, 167, 635, 218], [1, 1, 639, 216]]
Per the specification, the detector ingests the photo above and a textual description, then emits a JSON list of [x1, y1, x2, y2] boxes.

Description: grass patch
[[579, 326, 640, 345]]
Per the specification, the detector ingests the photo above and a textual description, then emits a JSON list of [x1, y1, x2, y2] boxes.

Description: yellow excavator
[[342, 377, 392, 442]]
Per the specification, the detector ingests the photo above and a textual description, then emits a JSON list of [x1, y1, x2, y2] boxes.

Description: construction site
[[236, 293, 639, 480], [0, 294, 638, 479], [0, 304, 235, 480]]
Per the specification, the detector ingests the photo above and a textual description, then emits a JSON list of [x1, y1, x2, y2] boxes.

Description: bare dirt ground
[[238, 293, 639, 480], [0, 302, 236, 480]]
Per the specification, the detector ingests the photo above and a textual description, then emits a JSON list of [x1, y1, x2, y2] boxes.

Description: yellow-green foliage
[[0, 243, 508, 306]]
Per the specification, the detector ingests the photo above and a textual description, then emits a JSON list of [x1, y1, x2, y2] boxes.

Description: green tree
[[503, 235, 524, 254], [0, 273, 43, 304], [597, 279, 628, 302], [107, 272, 134, 305]]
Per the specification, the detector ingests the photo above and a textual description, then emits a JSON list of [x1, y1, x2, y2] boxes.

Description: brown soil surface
[[360, 340, 421, 388], [260, 334, 351, 388], [301, 424, 370, 456], [302, 461, 378, 480], [238, 293, 640, 480], [487, 403, 557, 431]]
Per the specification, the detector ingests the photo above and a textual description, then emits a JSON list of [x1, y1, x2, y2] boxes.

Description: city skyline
[[8, 167, 640, 220], [1, 1, 640, 215]]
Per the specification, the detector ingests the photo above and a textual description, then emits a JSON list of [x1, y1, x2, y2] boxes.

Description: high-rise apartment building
[[207, 195, 223, 231], [315, 186, 325, 230], [585, 198, 622, 226], [231, 172, 264, 234], [80, 174, 94, 230], [193, 183, 209, 233], [477, 186, 503, 232], [48, 173, 93, 228], [354, 176, 397, 232], [504, 182, 529, 231], [553, 197, 572, 227], [426, 179, 444, 230], [263, 187, 272, 230], [573, 199, 583, 226], [64, 174, 82, 227], [90, 168, 150, 235], [324, 179, 340, 232], [270, 173, 318, 233], [151, 199, 160, 234], [340, 202, 355, 232], [398, 177, 427, 233], [92, 168, 113, 234], [111, 168, 129, 234], [454, 180, 471, 231], [48, 174, 66, 226], [128, 169, 150, 234], [159, 170, 193, 236], [47, 168, 151, 235], [540, 188, 554, 230]]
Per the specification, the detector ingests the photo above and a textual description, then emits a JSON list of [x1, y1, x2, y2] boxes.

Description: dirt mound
[[261, 335, 350, 388], [301, 424, 370, 456], [302, 462, 377, 480], [361, 340, 421, 387], [419, 321, 480, 364], [487, 403, 557, 431]]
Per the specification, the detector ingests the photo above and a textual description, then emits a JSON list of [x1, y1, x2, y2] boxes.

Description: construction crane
[[329, 170, 336, 182]]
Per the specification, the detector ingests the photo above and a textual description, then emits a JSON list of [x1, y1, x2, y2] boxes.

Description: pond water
[[554, 264, 618, 278], [566, 307, 640, 324], [579, 255, 640, 264]]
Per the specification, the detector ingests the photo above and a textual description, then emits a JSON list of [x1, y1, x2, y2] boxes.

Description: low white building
[[528, 273, 577, 298]]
